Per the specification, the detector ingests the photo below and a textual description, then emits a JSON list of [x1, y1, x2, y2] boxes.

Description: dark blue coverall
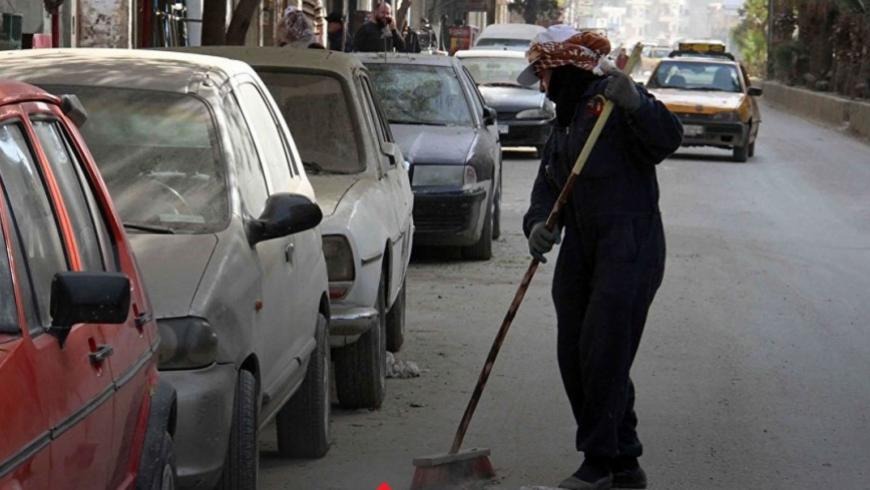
[[523, 79, 683, 459]]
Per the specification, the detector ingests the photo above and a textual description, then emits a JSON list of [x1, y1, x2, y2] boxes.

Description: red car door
[[29, 111, 159, 487], [0, 113, 116, 489]]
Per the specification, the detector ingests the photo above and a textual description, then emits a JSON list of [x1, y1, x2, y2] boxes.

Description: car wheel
[[275, 314, 330, 458], [386, 281, 406, 353], [732, 143, 749, 162], [216, 370, 258, 490], [491, 184, 502, 241], [334, 273, 387, 409], [748, 140, 756, 157], [462, 201, 493, 261], [153, 431, 175, 490]]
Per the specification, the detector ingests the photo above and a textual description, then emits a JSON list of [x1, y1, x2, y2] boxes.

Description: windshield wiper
[[302, 160, 325, 174], [124, 222, 175, 234]]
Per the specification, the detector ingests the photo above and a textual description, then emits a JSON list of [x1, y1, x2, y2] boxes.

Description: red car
[[0, 81, 175, 489]]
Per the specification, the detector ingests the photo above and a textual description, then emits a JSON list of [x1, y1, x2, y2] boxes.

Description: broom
[[409, 43, 643, 490]]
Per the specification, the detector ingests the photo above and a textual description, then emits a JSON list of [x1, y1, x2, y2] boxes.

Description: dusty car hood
[[478, 86, 545, 112], [128, 234, 218, 318], [308, 174, 362, 217], [650, 89, 746, 112], [391, 124, 475, 165]]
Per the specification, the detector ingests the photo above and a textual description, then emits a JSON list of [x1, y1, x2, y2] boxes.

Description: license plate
[[498, 125, 509, 135], [683, 124, 704, 136]]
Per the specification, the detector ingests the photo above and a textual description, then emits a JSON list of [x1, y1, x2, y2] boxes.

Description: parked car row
[[0, 45, 502, 490]]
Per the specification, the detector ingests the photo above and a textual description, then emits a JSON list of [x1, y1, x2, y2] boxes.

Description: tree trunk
[[202, 0, 228, 45], [226, 0, 261, 45]]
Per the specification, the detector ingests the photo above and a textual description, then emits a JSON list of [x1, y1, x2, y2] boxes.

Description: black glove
[[604, 69, 642, 112], [528, 222, 561, 263]]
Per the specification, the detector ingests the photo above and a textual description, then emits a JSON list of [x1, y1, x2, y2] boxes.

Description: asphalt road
[[259, 104, 870, 490]]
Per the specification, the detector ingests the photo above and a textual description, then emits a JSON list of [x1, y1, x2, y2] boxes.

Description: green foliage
[[732, 0, 768, 77]]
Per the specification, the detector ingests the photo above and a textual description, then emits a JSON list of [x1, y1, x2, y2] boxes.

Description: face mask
[[547, 66, 599, 127]]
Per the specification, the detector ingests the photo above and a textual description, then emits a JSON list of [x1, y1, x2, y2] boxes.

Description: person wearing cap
[[352, 1, 406, 53], [326, 11, 353, 52], [520, 26, 683, 490]]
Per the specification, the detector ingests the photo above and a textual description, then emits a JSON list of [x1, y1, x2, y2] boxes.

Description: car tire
[[216, 370, 258, 490], [334, 273, 387, 409], [732, 143, 749, 162], [462, 201, 493, 261], [275, 314, 330, 458], [492, 183, 502, 240], [386, 281, 406, 353], [154, 431, 176, 490]]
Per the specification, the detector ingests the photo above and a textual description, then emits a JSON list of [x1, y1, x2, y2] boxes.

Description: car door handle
[[134, 311, 152, 328], [284, 242, 295, 264], [89, 344, 114, 365]]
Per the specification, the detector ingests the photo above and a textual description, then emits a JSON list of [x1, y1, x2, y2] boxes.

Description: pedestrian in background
[[353, 2, 406, 53], [326, 11, 353, 52], [277, 6, 324, 49], [519, 26, 682, 490], [401, 20, 421, 53]]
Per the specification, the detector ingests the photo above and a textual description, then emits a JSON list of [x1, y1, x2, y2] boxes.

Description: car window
[[41, 85, 229, 234], [236, 83, 293, 192], [225, 93, 269, 217], [0, 123, 68, 328], [0, 222, 18, 335], [32, 120, 106, 271], [459, 57, 532, 88], [259, 71, 364, 175], [648, 61, 742, 93], [475, 38, 531, 49], [366, 64, 474, 127]]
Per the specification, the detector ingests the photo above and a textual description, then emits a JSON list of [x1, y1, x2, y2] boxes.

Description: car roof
[[354, 52, 459, 67], [455, 49, 526, 59], [0, 79, 58, 106], [0, 48, 255, 93], [478, 23, 545, 40], [170, 46, 364, 79]]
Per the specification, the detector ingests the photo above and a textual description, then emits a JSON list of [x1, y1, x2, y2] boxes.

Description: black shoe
[[612, 464, 647, 489], [558, 474, 613, 490], [559, 457, 613, 490]]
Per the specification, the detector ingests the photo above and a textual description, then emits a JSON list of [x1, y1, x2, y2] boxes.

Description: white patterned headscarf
[[278, 6, 316, 48]]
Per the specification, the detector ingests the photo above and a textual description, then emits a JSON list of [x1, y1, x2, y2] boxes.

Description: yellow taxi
[[646, 45, 763, 162]]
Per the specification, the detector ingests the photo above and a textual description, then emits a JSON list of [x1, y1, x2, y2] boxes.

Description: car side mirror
[[382, 141, 403, 167], [748, 87, 763, 96], [483, 106, 497, 126], [50, 272, 131, 346], [248, 193, 323, 245], [60, 94, 88, 127]]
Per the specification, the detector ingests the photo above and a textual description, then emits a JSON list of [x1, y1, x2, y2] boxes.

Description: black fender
[[135, 380, 177, 490]]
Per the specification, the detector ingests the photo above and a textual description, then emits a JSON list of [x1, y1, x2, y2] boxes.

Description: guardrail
[[762, 80, 870, 141]]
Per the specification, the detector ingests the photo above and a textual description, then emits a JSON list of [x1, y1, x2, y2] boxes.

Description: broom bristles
[[410, 453, 495, 490]]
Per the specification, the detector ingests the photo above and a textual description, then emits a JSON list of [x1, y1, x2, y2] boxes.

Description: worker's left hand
[[604, 69, 642, 112]]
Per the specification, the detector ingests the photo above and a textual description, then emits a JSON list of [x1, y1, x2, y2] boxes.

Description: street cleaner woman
[[519, 26, 683, 489]]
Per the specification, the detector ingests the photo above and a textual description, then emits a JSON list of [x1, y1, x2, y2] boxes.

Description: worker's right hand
[[528, 222, 561, 263]]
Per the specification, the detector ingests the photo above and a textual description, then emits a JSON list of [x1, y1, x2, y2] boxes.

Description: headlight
[[712, 111, 739, 121], [413, 165, 476, 187], [158, 317, 218, 370], [322, 235, 355, 282]]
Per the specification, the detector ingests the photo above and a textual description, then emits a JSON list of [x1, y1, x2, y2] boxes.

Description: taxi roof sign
[[677, 41, 726, 54]]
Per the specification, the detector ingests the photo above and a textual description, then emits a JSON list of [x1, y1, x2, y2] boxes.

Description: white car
[[185, 47, 415, 409]]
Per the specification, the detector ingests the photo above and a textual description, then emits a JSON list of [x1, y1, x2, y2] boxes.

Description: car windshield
[[42, 85, 228, 233], [475, 38, 531, 49], [642, 46, 670, 58], [366, 64, 473, 126], [258, 71, 363, 174], [648, 61, 742, 93], [459, 57, 533, 88]]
